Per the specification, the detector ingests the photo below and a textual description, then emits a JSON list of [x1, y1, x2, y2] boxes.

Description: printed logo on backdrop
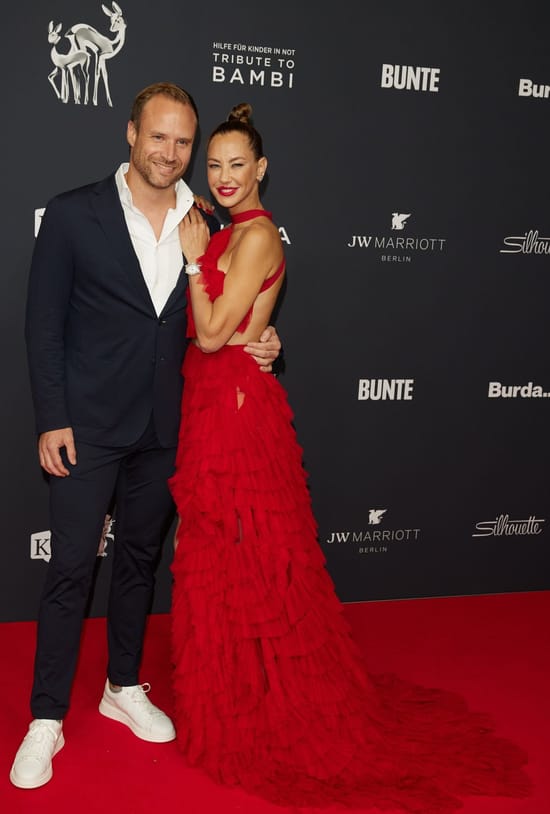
[[34, 208, 46, 237], [325, 509, 421, 556], [47, 3, 126, 107], [212, 41, 295, 89], [488, 382, 550, 399], [381, 64, 440, 93], [518, 78, 550, 99], [391, 213, 411, 230], [499, 229, 550, 255], [30, 515, 115, 562], [30, 530, 53, 563], [278, 227, 291, 245], [348, 212, 446, 263], [472, 514, 545, 538], [358, 379, 414, 401]]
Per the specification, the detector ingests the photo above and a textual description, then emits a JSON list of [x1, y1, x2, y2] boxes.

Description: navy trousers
[[30, 417, 176, 719]]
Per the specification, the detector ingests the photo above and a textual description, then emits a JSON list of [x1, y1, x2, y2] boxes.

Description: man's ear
[[127, 120, 137, 148]]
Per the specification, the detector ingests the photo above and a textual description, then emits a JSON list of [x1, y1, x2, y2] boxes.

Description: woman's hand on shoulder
[[179, 206, 210, 263], [192, 193, 214, 213]]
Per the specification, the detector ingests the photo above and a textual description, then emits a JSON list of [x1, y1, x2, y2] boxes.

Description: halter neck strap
[[230, 209, 272, 224]]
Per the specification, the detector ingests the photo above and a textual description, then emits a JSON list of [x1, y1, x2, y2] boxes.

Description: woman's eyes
[[208, 163, 245, 170]]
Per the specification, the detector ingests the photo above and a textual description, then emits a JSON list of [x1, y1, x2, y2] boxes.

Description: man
[[11, 82, 280, 789]]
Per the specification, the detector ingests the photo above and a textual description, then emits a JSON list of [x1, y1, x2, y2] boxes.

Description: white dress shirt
[[115, 163, 195, 315]]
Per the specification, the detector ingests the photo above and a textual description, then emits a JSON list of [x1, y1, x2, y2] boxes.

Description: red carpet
[[1, 591, 548, 813]]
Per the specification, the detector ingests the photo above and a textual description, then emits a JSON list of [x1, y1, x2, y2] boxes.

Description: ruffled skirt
[[169, 343, 530, 810]]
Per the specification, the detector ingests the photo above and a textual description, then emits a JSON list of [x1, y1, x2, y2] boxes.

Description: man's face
[[127, 95, 197, 190]]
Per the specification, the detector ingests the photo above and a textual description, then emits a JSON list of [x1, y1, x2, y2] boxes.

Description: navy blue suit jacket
[[25, 173, 219, 448]]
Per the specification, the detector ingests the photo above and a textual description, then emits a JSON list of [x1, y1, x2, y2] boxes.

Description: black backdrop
[[2, 0, 549, 621]]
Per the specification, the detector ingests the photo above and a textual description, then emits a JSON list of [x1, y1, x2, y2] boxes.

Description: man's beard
[[135, 155, 183, 189]]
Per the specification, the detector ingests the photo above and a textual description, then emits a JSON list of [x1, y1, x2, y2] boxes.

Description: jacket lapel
[[91, 175, 157, 315], [161, 263, 187, 317]]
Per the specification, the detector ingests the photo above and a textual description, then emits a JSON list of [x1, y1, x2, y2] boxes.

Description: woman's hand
[[179, 207, 210, 263], [192, 193, 215, 213]]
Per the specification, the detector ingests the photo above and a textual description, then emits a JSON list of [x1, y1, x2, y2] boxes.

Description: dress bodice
[[186, 210, 285, 338]]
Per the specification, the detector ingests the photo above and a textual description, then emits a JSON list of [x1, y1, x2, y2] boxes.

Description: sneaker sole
[[9, 733, 65, 789], [98, 696, 176, 743]]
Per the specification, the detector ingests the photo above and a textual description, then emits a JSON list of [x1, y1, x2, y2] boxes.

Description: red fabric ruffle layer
[[169, 343, 531, 811]]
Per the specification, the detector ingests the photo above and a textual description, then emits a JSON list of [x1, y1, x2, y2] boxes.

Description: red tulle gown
[[169, 210, 530, 811]]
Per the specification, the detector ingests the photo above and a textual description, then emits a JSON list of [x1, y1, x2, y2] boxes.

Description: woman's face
[[207, 132, 267, 212]]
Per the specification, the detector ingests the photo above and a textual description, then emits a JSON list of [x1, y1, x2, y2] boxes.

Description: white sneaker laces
[[124, 683, 163, 717], [19, 721, 60, 759]]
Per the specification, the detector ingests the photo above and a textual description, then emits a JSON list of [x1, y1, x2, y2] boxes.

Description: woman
[[168, 104, 530, 810]]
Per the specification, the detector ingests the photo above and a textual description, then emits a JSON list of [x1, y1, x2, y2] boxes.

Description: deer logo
[[48, 21, 90, 104], [47, 3, 126, 107]]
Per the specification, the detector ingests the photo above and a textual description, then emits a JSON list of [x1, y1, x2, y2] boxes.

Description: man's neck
[[125, 167, 179, 241], [125, 166, 177, 214]]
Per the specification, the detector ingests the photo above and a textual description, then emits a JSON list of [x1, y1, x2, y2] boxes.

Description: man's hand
[[244, 326, 282, 373], [38, 427, 77, 477]]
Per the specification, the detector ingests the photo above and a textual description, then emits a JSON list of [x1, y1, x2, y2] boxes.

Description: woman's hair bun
[[227, 102, 252, 125], [210, 102, 263, 159]]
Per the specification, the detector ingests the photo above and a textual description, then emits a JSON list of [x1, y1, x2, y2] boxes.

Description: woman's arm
[[180, 209, 281, 353]]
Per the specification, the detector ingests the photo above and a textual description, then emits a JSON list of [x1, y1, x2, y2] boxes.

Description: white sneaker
[[10, 719, 64, 789], [98, 680, 175, 743]]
